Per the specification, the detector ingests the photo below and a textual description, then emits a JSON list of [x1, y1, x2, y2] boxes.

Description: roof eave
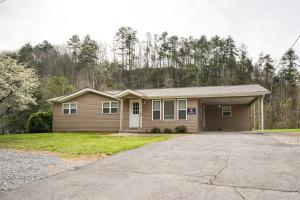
[[47, 88, 118, 103]]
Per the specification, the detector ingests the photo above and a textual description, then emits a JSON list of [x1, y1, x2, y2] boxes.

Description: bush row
[[150, 125, 187, 133]]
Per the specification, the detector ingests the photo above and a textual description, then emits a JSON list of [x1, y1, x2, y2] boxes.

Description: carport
[[200, 95, 265, 131]]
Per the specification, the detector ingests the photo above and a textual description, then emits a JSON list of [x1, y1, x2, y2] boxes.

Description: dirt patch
[[46, 154, 107, 175]]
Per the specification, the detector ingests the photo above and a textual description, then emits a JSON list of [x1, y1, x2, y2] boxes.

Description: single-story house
[[48, 84, 270, 133]]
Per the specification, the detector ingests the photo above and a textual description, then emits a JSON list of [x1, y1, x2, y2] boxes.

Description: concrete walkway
[[1, 132, 300, 200]]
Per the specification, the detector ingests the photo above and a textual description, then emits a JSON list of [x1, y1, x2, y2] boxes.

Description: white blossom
[[0, 56, 39, 118]]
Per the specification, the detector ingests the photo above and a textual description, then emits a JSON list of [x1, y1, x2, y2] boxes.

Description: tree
[[115, 26, 138, 70], [281, 49, 299, 87], [18, 43, 34, 65], [0, 56, 39, 122], [78, 35, 99, 69], [67, 34, 81, 64], [33, 40, 58, 76], [44, 75, 74, 99], [259, 54, 275, 89], [280, 49, 299, 127], [235, 44, 253, 84]]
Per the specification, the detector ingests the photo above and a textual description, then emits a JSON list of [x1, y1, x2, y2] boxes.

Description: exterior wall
[[53, 92, 251, 132], [204, 104, 251, 131], [52, 92, 120, 132], [141, 98, 199, 132], [121, 99, 130, 130]]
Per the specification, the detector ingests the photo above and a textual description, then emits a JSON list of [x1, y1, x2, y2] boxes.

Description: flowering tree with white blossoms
[[0, 56, 39, 120]]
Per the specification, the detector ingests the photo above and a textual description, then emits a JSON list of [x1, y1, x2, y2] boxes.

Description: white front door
[[129, 100, 140, 128]]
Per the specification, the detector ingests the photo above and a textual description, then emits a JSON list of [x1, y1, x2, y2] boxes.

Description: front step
[[119, 129, 144, 134]]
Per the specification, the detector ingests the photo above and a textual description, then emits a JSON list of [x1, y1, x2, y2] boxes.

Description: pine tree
[[78, 35, 99, 69], [67, 35, 81, 64], [280, 49, 299, 127]]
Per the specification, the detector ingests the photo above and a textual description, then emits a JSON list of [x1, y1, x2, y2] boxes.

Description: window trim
[[102, 101, 119, 114], [222, 106, 232, 117], [152, 100, 161, 120], [62, 102, 77, 115], [177, 99, 187, 120], [163, 99, 176, 120]]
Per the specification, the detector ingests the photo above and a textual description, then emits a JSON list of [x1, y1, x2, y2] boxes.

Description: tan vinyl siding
[[53, 92, 120, 132], [142, 99, 199, 132], [121, 99, 130, 130], [204, 104, 251, 131]]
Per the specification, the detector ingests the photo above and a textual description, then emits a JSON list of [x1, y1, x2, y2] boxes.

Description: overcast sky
[[0, 0, 299, 61]]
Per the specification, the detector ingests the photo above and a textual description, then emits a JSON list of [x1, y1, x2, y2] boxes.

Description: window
[[152, 100, 161, 120], [222, 106, 232, 117], [62, 103, 77, 115], [177, 99, 187, 120], [111, 102, 118, 113], [163, 100, 175, 120], [102, 101, 118, 114], [132, 102, 140, 114]]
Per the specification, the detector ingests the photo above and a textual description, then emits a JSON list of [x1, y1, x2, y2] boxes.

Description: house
[[48, 84, 270, 133]]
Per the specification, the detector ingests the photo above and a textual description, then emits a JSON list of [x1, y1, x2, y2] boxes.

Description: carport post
[[260, 95, 264, 131], [253, 102, 256, 130]]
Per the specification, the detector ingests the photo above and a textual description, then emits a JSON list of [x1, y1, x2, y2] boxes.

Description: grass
[[262, 129, 300, 133], [0, 132, 171, 158]]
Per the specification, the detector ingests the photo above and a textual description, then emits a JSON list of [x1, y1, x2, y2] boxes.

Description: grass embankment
[[0, 133, 171, 158]]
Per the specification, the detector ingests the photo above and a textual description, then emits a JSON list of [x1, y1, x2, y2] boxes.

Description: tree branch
[[0, 90, 14, 103]]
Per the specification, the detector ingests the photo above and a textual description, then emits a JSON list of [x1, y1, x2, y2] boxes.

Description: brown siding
[[53, 92, 120, 132], [204, 104, 251, 131], [142, 99, 199, 132]]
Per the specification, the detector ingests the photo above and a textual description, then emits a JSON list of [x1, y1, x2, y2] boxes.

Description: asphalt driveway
[[1, 132, 300, 200]]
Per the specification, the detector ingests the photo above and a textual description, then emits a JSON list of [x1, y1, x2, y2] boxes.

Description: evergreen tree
[[78, 35, 99, 69], [67, 34, 81, 64]]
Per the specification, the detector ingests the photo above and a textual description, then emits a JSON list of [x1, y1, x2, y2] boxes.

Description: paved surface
[[1, 132, 300, 200]]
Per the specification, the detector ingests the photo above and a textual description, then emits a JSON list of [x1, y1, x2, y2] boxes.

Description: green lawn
[[262, 129, 300, 133], [0, 133, 171, 158]]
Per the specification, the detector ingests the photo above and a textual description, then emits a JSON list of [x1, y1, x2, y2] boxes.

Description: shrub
[[175, 125, 187, 133], [150, 127, 161, 133], [164, 128, 173, 133], [27, 111, 53, 133]]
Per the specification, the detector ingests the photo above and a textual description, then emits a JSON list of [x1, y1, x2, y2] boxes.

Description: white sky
[[0, 0, 299, 61]]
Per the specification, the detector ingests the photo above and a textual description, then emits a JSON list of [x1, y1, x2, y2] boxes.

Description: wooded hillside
[[1, 26, 299, 132]]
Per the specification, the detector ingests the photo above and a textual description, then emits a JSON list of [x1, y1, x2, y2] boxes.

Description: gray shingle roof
[[114, 84, 270, 98], [49, 84, 270, 103]]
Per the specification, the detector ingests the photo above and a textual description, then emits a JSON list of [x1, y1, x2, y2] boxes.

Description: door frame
[[129, 99, 141, 128]]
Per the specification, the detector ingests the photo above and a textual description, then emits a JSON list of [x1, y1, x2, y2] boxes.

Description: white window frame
[[163, 99, 176, 120], [222, 106, 232, 117], [177, 99, 187, 120], [152, 100, 161, 120], [62, 102, 77, 115], [102, 101, 119, 114]]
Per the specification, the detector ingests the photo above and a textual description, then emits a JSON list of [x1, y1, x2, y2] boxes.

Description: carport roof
[[108, 84, 270, 99]]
